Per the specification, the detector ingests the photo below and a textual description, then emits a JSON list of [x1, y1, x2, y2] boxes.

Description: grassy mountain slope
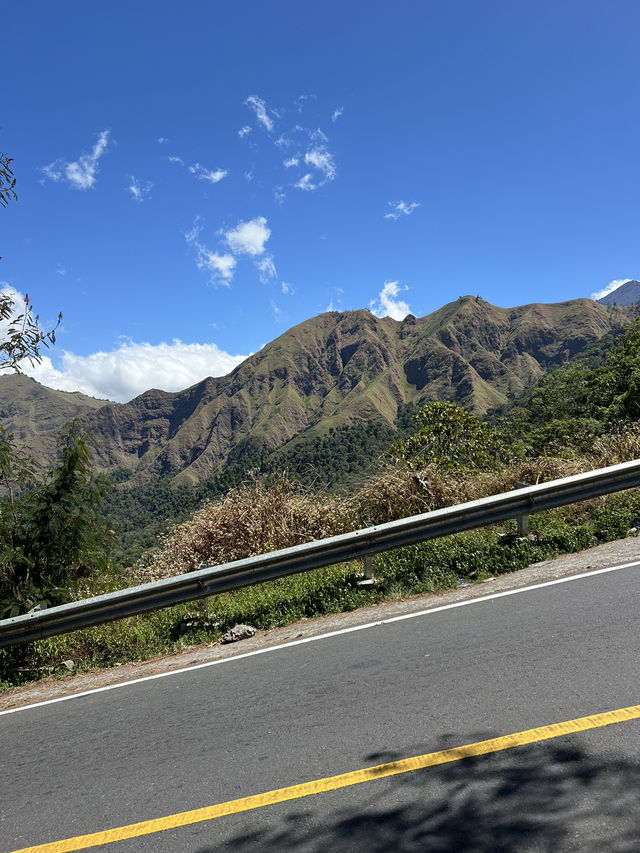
[[0, 374, 107, 463], [79, 296, 634, 485]]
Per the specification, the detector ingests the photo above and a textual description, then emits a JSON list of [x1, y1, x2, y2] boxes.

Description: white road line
[[1, 559, 638, 718]]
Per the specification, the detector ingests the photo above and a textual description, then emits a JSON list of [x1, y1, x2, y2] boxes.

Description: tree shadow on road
[[194, 730, 640, 852]]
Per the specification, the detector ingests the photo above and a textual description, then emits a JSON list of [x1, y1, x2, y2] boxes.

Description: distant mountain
[[598, 280, 640, 306], [79, 296, 635, 485], [0, 374, 107, 463], [1, 296, 634, 485]]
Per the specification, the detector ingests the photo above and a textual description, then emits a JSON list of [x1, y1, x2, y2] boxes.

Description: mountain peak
[[598, 280, 640, 306]]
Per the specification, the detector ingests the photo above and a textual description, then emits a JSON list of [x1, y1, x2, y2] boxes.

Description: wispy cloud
[[157, 137, 169, 144], [238, 126, 252, 138], [304, 147, 336, 181], [369, 281, 412, 321], [185, 222, 236, 285], [590, 278, 632, 300], [331, 107, 343, 122], [294, 94, 316, 113], [188, 163, 228, 184], [224, 216, 271, 256], [256, 254, 277, 283], [294, 146, 336, 191], [42, 130, 111, 190], [270, 300, 282, 321], [295, 174, 317, 192], [127, 176, 153, 202], [25, 340, 248, 402], [170, 156, 228, 185], [245, 95, 275, 132], [281, 281, 293, 295], [384, 201, 421, 220], [283, 157, 299, 168]]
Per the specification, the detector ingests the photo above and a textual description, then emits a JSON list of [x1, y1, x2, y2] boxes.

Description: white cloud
[[270, 300, 282, 321], [309, 128, 329, 144], [369, 281, 412, 321], [24, 340, 248, 403], [295, 173, 317, 191], [170, 156, 228, 185], [245, 95, 275, 132], [188, 163, 228, 184], [331, 107, 343, 122], [185, 223, 236, 285], [281, 281, 293, 295], [590, 278, 632, 300], [275, 135, 293, 148], [384, 200, 421, 220], [127, 176, 153, 202], [256, 254, 277, 283], [293, 146, 337, 191], [199, 250, 236, 283], [238, 126, 252, 138], [294, 94, 316, 113], [283, 157, 299, 168], [224, 216, 271, 256], [56, 266, 67, 276], [305, 146, 336, 180], [42, 130, 111, 190], [274, 186, 286, 205], [157, 137, 169, 144]]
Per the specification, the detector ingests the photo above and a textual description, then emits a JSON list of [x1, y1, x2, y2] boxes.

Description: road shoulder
[[2, 535, 638, 712]]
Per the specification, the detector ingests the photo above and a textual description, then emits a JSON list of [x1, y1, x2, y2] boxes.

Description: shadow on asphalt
[[193, 733, 640, 852]]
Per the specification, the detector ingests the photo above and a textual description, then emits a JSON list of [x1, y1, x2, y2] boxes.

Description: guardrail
[[2, 458, 640, 648]]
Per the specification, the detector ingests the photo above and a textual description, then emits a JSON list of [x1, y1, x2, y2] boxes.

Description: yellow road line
[[11, 703, 640, 853]]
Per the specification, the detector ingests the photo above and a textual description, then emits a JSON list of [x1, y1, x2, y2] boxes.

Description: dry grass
[[138, 432, 640, 584]]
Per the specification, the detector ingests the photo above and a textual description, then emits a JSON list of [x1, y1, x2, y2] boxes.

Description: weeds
[[3, 457, 640, 692]]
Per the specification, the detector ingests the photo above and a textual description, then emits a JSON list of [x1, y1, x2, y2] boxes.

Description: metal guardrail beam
[[2, 458, 640, 648]]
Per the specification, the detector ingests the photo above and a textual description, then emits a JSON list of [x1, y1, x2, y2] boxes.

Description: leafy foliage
[[0, 291, 62, 372], [387, 401, 509, 471], [0, 153, 17, 208], [0, 422, 114, 616], [494, 319, 640, 456]]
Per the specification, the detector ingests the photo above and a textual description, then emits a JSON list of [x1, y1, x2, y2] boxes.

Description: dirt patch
[[2, 536, 639, 713]]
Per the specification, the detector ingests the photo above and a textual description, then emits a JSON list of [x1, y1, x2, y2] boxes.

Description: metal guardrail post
[[516, 482, 530, 536]]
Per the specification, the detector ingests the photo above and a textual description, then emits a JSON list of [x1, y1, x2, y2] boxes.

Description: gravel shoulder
[[2, 536, 639, 712]]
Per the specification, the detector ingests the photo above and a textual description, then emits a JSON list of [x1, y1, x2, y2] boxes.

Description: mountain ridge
[[0, 296, 635, 485]]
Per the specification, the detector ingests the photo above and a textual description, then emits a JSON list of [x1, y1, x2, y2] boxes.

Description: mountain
[[80, 296, 635, 485], [0, 374, 107, 462], [1, 296, 634, 485], [598, 280, 640, 306]]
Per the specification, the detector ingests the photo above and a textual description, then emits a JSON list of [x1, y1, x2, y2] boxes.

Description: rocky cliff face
[[1, 296, 634, 485]]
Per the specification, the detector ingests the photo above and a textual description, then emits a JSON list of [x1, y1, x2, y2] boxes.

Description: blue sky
[[2, 0, 638, 401]]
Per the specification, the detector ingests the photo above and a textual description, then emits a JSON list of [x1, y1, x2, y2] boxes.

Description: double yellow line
[[12, 703, 640, 852]]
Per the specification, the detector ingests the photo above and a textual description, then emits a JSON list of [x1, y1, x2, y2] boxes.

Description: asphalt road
[[2, 563, 640, 852]]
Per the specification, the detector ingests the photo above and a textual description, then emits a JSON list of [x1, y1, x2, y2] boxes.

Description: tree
[[0, 422, 112, 616], [387, 401, 509, 472], [1, 152, 62, 370], [0, 153, 17, 208]]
